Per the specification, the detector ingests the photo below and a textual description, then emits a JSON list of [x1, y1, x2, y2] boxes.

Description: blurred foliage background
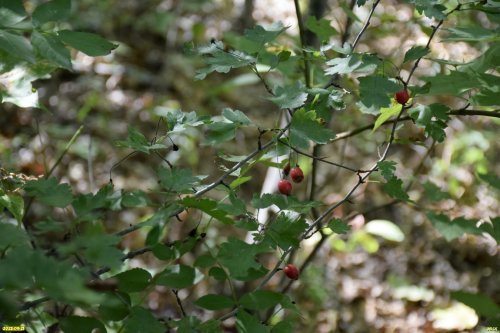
[[1, 0, 499, 332]]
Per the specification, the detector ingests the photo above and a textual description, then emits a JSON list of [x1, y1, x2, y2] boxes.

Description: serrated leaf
[[114, 268, 152, 293], [32, 0, 71, 26], [409, 104, 449, 142], [422, 181, 451, 202], [373, 104, 402, 132], [377, 160, 397, 181], [290, 109, 335, 149], [115, 126, 167, 153], [240, 290, 283, 310], [179, 197, 233, 224], [268, 82, 308, 109], [31, 31, 72, 69], [451, 291, 500, 317], [243, 22, 287, 53], [58, 30, 118, 56], [325, 53, 380, 76], [0, 30, 35, 63], [382, 177, 409, 201], [195, 294, 235, 310], [442, 26, 498, 42], [328, 218, 351, 234], [158, 167, 204, 193], [195, 47, 254, 80], [422, 71, 479, 95], [407, 0, 446, 19], [25, 177, 73, 207], [156, 265, 202, 289], [266, 213, 308, 250], [305, 16, 337, 42], [123, 306, 165, 333], [122, 190, 150, 207], [223, 108, 252, 125], [403, 46, 429, 63], [217, 238, 270, 279], [359, 75, 401, 108], [427, 213, 482, 241], [0, 223, 30, 249]]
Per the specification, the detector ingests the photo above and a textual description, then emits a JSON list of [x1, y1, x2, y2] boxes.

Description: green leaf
[[156, 265, 202, 289], [328, 218, 351, 234], [206, 121, 237, 144], [479, 218, 500, 244], [236, 310, 269, 333], [251, 193, 322, 214], [359, 75, 401, 108], [406, 0, 446, 19], [240, 290, 283, 310], [195, 294, 235, 310], [325, 53, 380, 76], [0, 223, 30, 250], [373, 104, 401, 132], [229, 175, 252, 189], [32, 0, 71, 26], [31, 31, 72, 69], [0, 192, 24, 224], [72, 184, 115, 220], [223, 108, 252, 125], [477, 172, 500, 191], [266, 213, 308, 250], [217, 238, 270, 279], [290, 109, 335, 149], [365, 219, 405, 242], [177, 316, 202, 333], [179, 197, 233, 224], [409, 104, 449, 142], [268, 82, 308, 109], [422, 71, 478, 95], [451, 291, 500, 317], [442, 26, 499, 42], [115, 126, 167, 153], [194, 254, 216, 268], [382, 177, 409, 201], [58, 30, 118, 56], [305, 16, 337, 42], [427, 213, 481, 241], [271, 321, 294, 333], [122, 190, 151, 207], [0, 30, 35, 63], [25, 177, 73, 207], [422, 181, 451, 202], [123, 306, 165, 333], [0, 0, 27, 27], [98, 292, 130, 321], [209, 267, 227, 281], [197, 319, 224, 333], [158, 166, 204, 193], [114, 268, 152, 292], [59, 316, 107, 333], [195, 42, 254, 80], [403, 46, 429, 63], [243, 22, 287, 53], [377, 160, 397, 181]]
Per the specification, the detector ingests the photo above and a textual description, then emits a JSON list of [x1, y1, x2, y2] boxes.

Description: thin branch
[[352, 0, 381, 49], [172, 289, 187, 317], [293, 0, 311, 87]]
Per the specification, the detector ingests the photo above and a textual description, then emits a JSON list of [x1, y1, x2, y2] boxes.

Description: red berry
[[283, 163, 291, 176], [278, 179, 292, 196], [395, 90, 410, 104], [283, 264, 299, 280], [290, 166, 304, 183]]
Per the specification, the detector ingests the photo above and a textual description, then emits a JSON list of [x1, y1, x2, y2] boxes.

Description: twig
[[293, 0, 311, 87], [352, 0, 381, 50], [172, 289, 187, 317]]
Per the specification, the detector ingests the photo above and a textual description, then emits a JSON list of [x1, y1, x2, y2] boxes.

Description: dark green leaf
[[328, 218, 351, 234], [195, 294, 235, 310], [197, 319, 224, 333], [403, 46, 429, 63], [194, 254, 216, 268], [158, 166, 204, 193], [243, 22, 287, 53], [115, 126, 167, 153], [251, 193, 322, 214], [25, 177, 73, 207], [422, 71, 478, 95], [236, 310, 269, 333], [268, 82, 308, 109], [217, 238, 270, 279], [359, 75, 400, 108], [442, 26, 498, 42], [179, 197, 233, 224], [177, 316, 202, 333], [0, 30, 35, 63], [206, 121, 237, 144], [223, 108, 252, 125], [305, 16, 337, 42], [479, 218, 500, 244], [290, 109, 335, 149], [152, 243, 175, 260], [451, 291, 500, 317], [195, 42, 254, 80], [406, 0, 446, 19], [32, 0, 71, 26], [477, 172, 500, 191], [209, 267, 227, 281], [59, 316, 107, 333], [382, 177, 409, 201], [409, 104, 449, 142], [271, 321, 294, 333], [325, 53, 380, 76], [31, 31, 72, 69], [72, 184, 115, 220], [422, 181, 451, 202], [427, 213, 482, 241], [114, 268, 152, 292], [0, 0, 27, 27], [266, 213, 308, 250], [0, 192, 24, 223], [240, 290, 283, 310], [156, 265, 202, 289], [98, 292, 130, 321], [123, 306, 165, 333], [377, 160, 397, 181], [122, 190, 151, 207], [0, 223, 30, 250], [58, 30, 118, 56]]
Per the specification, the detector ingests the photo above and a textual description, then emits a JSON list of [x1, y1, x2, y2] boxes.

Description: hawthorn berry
[[290, 166, 304, 183], [395, 90, 410, 105], [283, 264, 299, 280], [278, 179, 292, 196]]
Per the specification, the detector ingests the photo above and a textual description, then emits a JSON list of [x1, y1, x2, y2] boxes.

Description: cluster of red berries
[[278, 163, 304, 196]]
